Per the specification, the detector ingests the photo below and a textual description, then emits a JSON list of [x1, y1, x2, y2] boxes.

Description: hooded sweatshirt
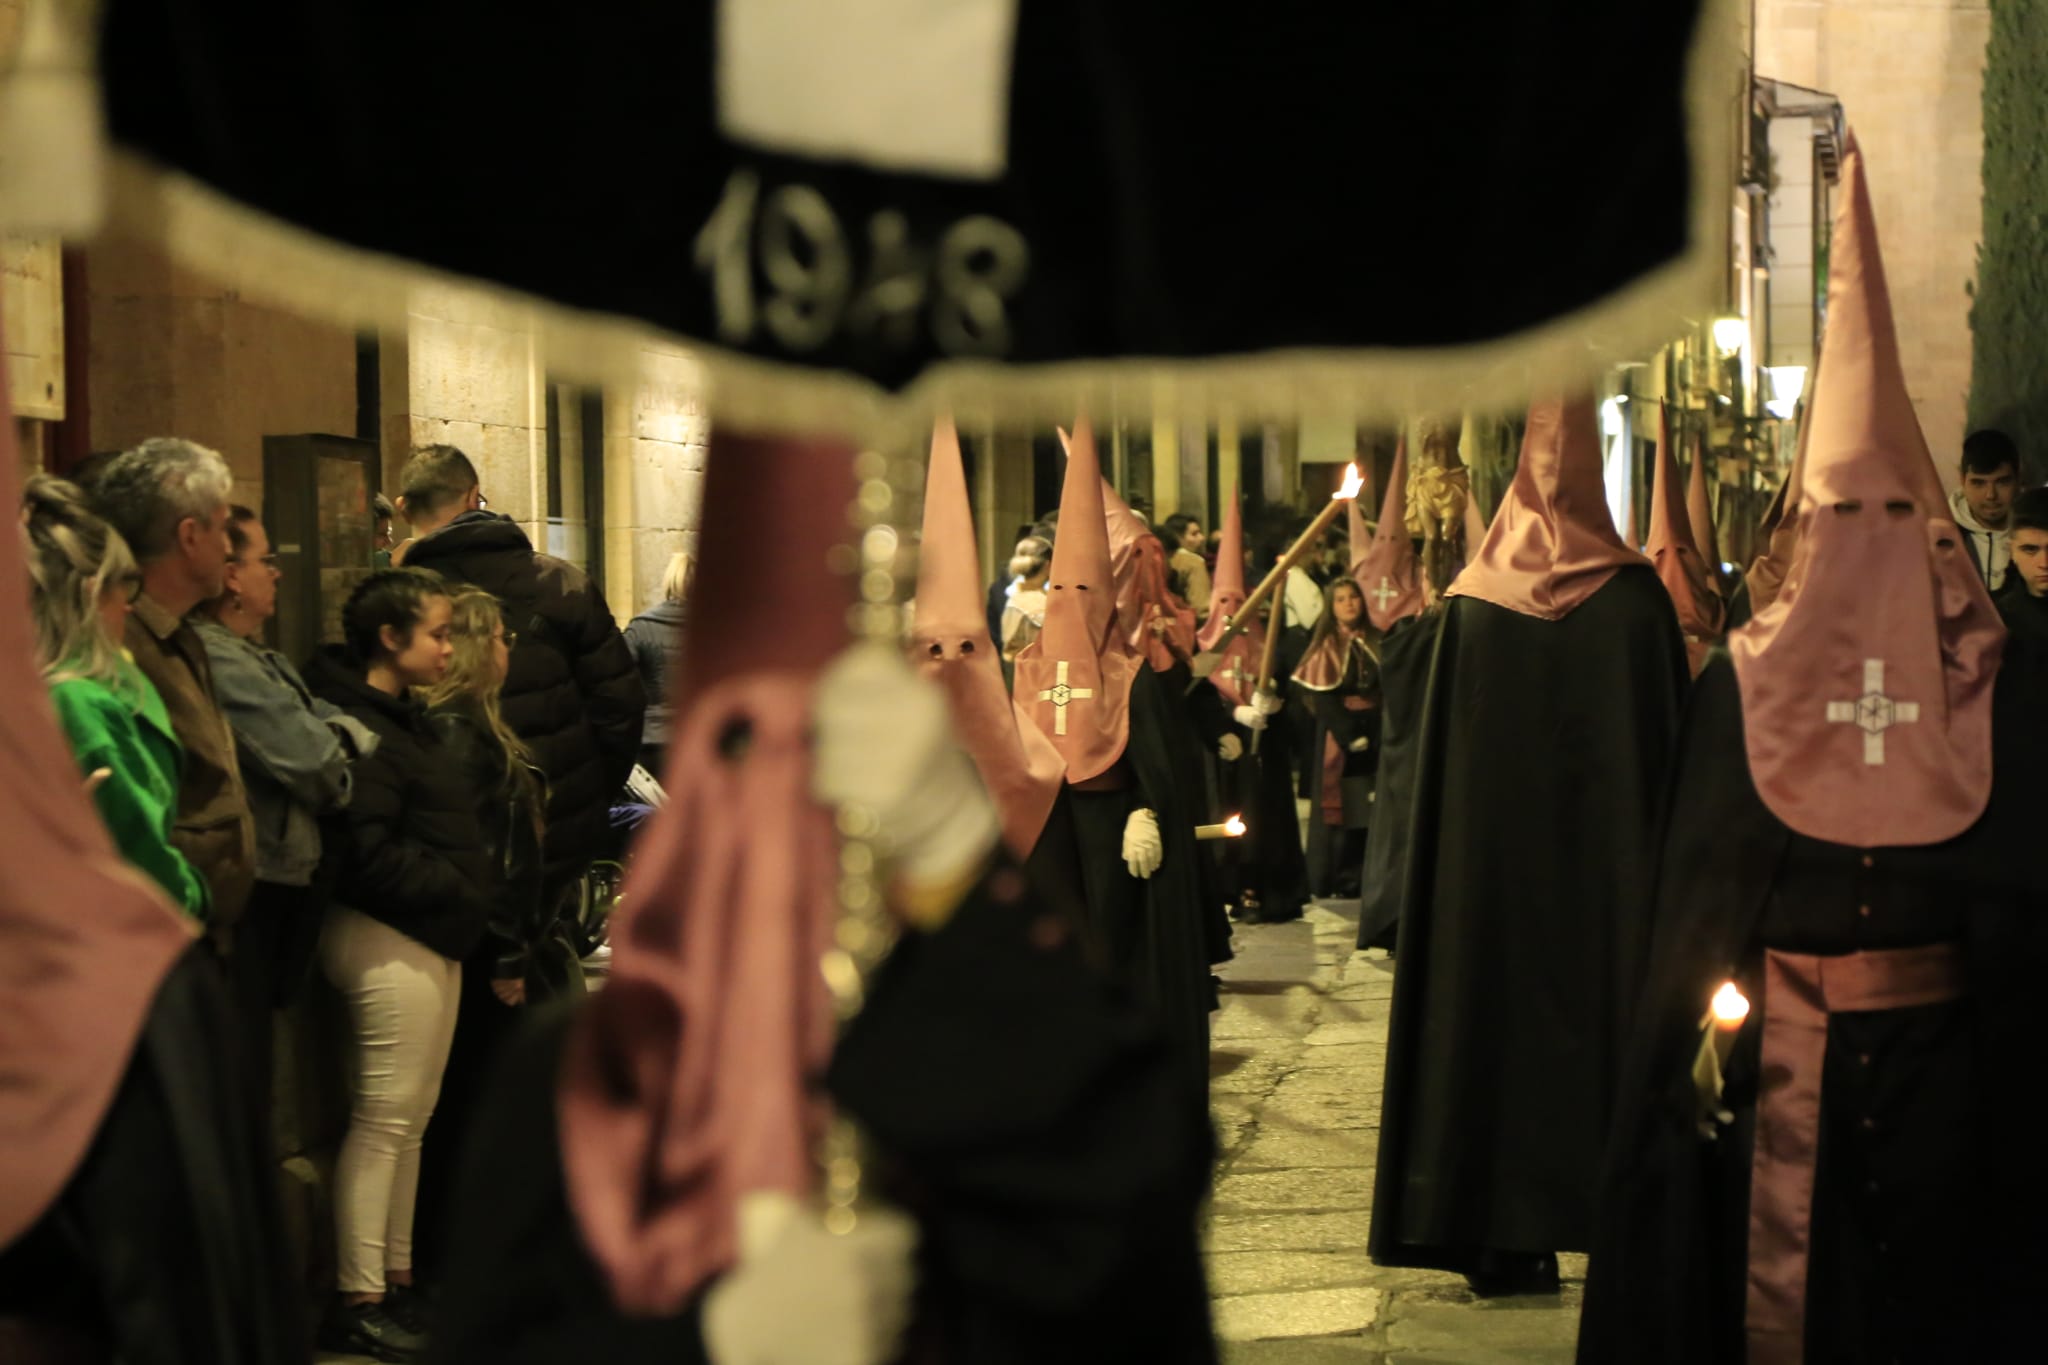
[[1950, 486, 2013, 593]]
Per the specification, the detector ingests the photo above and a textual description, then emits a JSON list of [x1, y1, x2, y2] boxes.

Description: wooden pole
[[1248, 600, 1284, 754], [1188, 464, 1361, 689]]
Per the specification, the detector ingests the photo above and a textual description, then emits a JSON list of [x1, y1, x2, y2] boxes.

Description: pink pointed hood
[[913, 418, 1065, 854], [1448, 396, 1647, 620], [1013, 418, 1137, 782], [1646, 400, 1727, 672], [1729, 135, 2003, 848], [1686, 428, 1724, 587], [1351, 438, 1425, 632], [1099, 470, 1197, 670], [1347, 463, 1375, 582], [1196, 483, 1266, 706]]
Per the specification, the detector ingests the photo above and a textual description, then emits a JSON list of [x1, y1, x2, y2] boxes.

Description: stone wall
[[88, 240, 357, 505], [1756, 0, 1992, 468], [603, 344, 709, 621]]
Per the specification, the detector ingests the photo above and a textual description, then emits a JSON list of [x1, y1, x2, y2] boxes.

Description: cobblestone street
[[1208, 902, 1583, 1365]]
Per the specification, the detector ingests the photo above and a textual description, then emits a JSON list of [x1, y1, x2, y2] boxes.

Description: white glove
[[813, 643, 1001, 888], [1122, 807, 1163, 879], [1217, 734, 1244, 762], [704, 1194, 918, 1365], [1253, 689, 1285, 716], [1232, 704, 1269, 732], [1348, 735, 1371, 753]]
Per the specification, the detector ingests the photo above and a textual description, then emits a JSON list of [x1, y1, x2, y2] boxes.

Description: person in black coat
[[393, 444, 646, 893], [622, 551, 690, 775], [305, 568, 495, 1363]]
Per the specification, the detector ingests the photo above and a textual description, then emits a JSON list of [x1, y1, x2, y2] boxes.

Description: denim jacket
[[194, 621, 376, 886]]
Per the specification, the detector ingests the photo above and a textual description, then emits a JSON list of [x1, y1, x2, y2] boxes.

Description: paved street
[[1208, 901, 1583, 1365]]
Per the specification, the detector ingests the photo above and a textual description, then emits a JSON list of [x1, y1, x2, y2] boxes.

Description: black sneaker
[[319, 1298, 428, 1363], [383, 1283, 436, 1336]]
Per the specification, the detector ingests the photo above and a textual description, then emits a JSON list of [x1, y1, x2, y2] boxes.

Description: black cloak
[[1576, 647, 2048, 1364], [1354, 612, 1442, 951], [1370, 566, 1687, 1272], [0, 948, 307, 1365], [428, 858, 1218, 1365]]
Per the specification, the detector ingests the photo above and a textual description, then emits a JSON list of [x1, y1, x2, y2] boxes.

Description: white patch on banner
[[716, 0, 1019, 181]]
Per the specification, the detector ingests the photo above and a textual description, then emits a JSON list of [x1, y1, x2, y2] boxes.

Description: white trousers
[[319, 906, 461, 1294]]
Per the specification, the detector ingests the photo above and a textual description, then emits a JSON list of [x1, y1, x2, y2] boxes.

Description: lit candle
[[1691, 979, 1751, 1134], [1195, 814, 1248, 841]]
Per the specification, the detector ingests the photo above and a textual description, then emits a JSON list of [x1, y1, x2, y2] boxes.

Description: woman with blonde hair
[[26, 472, 209, 917], [412, 587, 555, 1283]]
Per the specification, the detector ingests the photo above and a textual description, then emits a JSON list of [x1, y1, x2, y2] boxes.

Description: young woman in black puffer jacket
[[409, 587, 557, 1282], [303, 567, 489, 1364]]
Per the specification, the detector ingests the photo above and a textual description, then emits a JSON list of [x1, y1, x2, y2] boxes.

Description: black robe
[[1067, 666, 1217, 1090], [1158, 659, 1236, 967], [1354, 613, 1441, 951], [1370, 566, 1687, 1272], [0, 947, 307, 1365], [1577, 649, 2048, 1364], [429, 861, 1218, 1365]]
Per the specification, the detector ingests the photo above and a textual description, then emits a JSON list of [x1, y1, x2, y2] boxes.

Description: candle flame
[[1334, 462, 1364, 501], [1225, 814, 1247, 837], [1710, 981, 1750, 1027]]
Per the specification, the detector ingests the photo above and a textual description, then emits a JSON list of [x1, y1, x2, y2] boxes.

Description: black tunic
[[1370, 566, 1687, 1272], [1067, 667, 1218, 1090], [0, 948, 307, 1365], [1577, 649, 2048, 1364], [430, 862, 1218, 1365], [1355, 612, 1441, 950]]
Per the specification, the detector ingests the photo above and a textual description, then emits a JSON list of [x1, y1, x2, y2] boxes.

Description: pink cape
[[913, 418, 1065, 856], [1728, 135, 2002, 849], [1100, 471, 1197, 670], [1448, 396, 1647, 621], [558, 430, 861, 1314]]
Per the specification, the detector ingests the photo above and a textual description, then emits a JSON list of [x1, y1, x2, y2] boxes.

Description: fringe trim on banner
[[79, 0, 1741, 448]]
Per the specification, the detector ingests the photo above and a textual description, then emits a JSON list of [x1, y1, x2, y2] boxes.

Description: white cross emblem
[[1824, 659, 1920, 765], [1369, 576, 1400, 612], [1036, 659, 1095, 736], [1219, 654, 1251, 697]]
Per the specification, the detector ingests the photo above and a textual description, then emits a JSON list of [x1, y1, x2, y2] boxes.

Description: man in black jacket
[[393, 444, 647, 895]]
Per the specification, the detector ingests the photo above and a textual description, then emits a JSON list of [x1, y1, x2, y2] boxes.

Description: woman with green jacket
[[25, 473, 209, 920]]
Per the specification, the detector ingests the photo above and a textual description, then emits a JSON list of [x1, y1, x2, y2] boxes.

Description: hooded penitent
[[1745, 392, 1812, 616], [1448, 396, 1648, 621], [1351, 438, 1425, 633], [1728, 135, 2003, 850], [1686, 428, 1723, 585], [1014, 421, 1137, 783], [559, 429, 868, 1314], [1646, 401, 1727, 673], [1195, 484, 1264, 707], [0, 321, 198, 1252], [1097, 453, 1197, 670], [914, 418, 1066, 856]]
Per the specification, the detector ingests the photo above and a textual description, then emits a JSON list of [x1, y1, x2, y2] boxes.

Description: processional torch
[[1189, 462, 1365, 692]]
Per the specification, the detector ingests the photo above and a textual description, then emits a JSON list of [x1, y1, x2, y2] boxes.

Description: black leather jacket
[[426, 704, 548, 981]]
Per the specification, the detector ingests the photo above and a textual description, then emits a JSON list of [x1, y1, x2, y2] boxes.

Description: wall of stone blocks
[[86, 240, 358, 505], [1756, 0, 1992, 468], [602, 344, 709, 622]]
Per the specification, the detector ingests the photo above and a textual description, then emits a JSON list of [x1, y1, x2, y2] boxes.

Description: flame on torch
[[1334, 461, 1364, 502], [1196, 814, 1248, 841]]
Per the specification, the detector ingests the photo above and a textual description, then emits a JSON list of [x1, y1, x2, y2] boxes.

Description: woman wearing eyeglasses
[[27, 473, 211, 919], [195, 507, 379, 1113]]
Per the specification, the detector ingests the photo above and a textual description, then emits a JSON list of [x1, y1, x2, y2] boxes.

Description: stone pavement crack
[[1206, 901, 1585, 1364]]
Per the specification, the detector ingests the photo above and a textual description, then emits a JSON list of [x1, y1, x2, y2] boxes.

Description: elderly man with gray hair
[[89, 438, 258, 960]]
